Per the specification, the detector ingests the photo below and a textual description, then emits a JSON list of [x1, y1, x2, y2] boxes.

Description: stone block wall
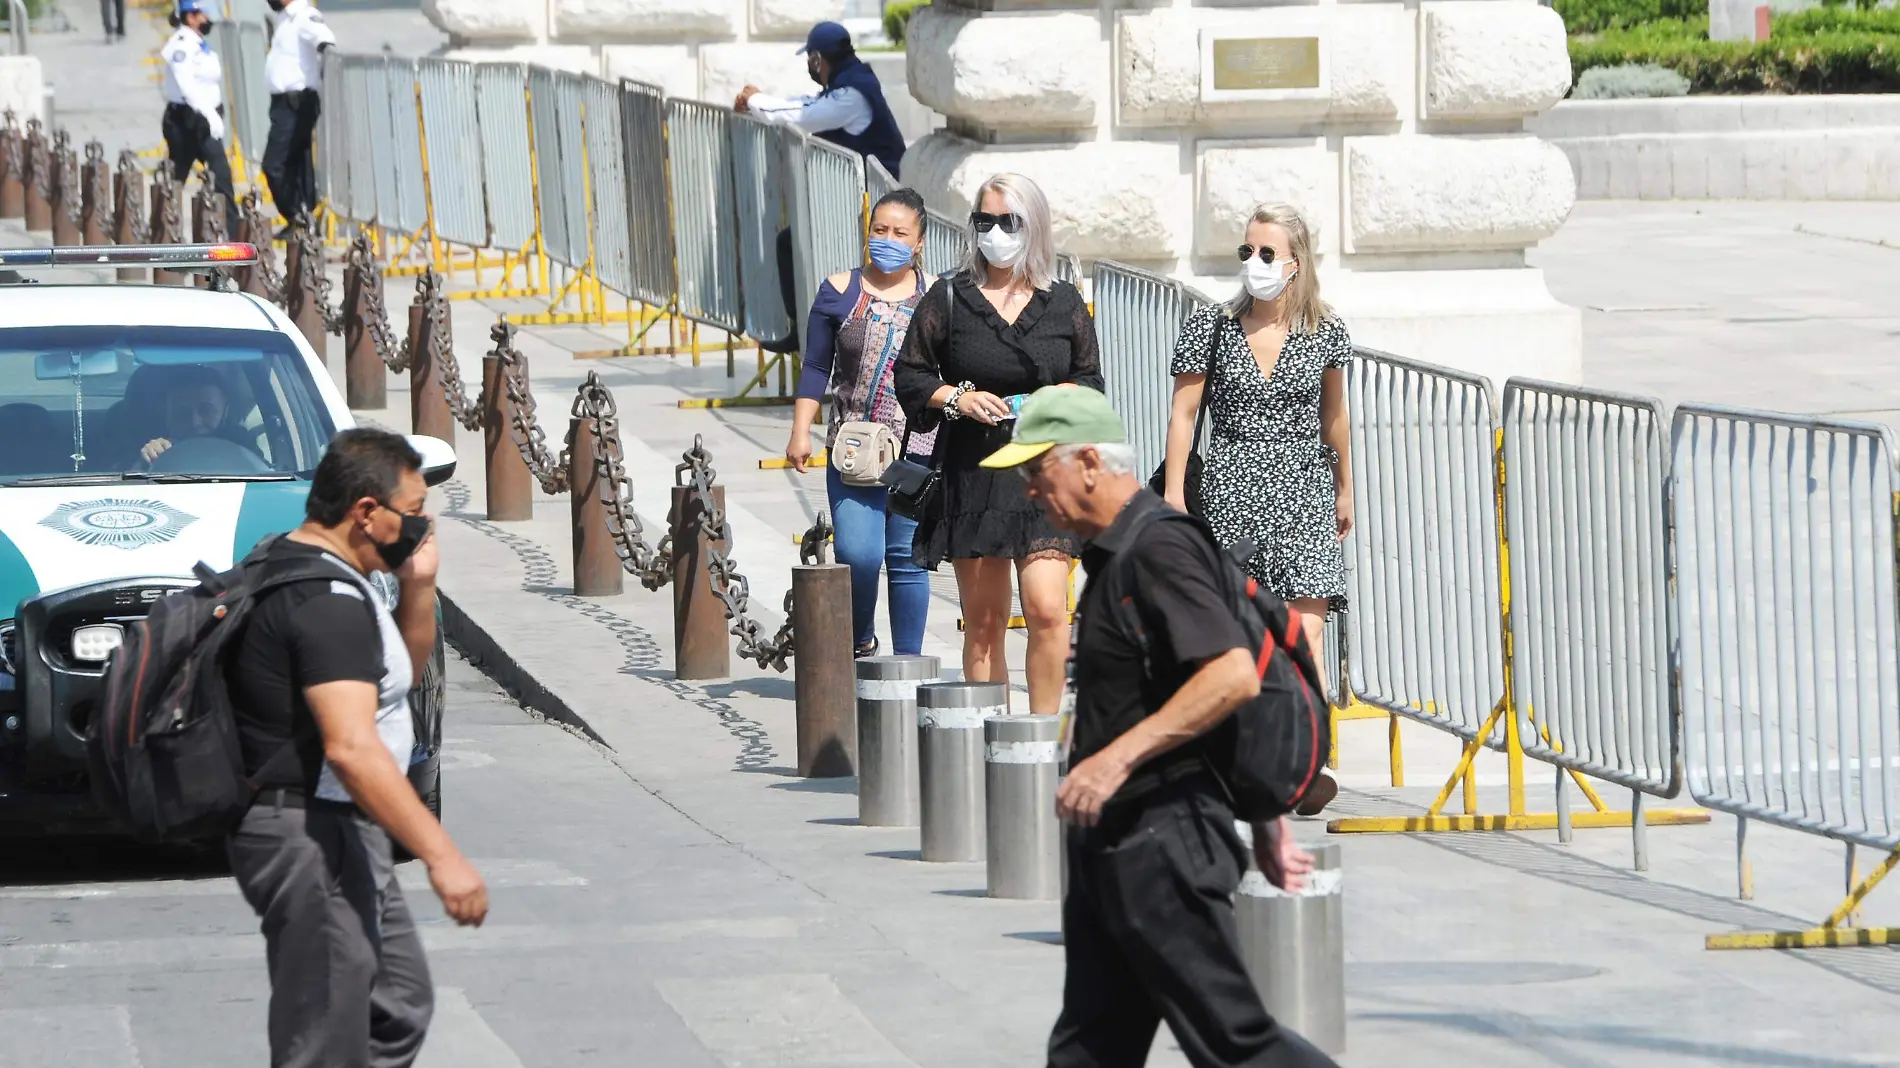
[[900, 0, 1583, 385]]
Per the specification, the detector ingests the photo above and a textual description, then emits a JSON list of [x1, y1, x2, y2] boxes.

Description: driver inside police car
[[136, 365, 255, 464]]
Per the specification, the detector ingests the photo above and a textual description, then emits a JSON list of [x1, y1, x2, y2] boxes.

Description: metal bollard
[[918, 682, 1006, 863], [985, 714, 1061, 899], [149, 178, 183, 286], [0, 132, 21, 220], [81, 156, 108, 246], [482, 352, 532, 521], [23, 132, 48, 232], [343, 261, 386, 410], [670, 484, 730, 679], [50, 156, 79, 246], [409, 295, 454, 444], [1235, 835, 1346, 1056], [111, 170, 145, 282], [856, 655, 939, 826], [793, 563, 854, 777], [570, 415, 623, 597], [283, 237, 328, 361]]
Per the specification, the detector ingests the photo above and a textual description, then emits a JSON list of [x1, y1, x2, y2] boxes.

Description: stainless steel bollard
[[1235, 834, 1346, 1056], [917, 681, 1006, 863], [984, 714, 1061, 899], [855, 655, 939, 827]]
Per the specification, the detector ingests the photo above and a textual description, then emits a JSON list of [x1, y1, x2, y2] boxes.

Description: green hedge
[[883, 0, 928, 49], [1554, 0, 1706, 35], [1570, 14, 1900, 93]]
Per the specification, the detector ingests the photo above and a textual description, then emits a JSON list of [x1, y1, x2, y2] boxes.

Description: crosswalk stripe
[[656, 973, 917, 1067], [0, 917, 800, 972], [0, 858, 589, 901], [416, 988, 526, 1068], [0, 1005, 143, 1067]]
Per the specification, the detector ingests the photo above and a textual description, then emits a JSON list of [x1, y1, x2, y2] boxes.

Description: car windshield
[[0, 325, 335, 483]]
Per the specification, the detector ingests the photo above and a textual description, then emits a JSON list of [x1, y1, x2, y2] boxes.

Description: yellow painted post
[[1388, 714, 1404, 788]]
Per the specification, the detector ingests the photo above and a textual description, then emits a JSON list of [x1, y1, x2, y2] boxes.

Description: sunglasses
[[1236, 244, 1283, 265], [970, 211, 1025, 235]]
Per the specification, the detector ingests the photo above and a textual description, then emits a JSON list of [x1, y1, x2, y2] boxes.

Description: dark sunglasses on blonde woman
[[970, 211, 1025, 234], [1236, 244, 1281, 264]]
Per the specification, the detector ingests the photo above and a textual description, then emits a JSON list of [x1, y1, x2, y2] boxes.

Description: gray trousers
[[228, 799, 435, 1068]]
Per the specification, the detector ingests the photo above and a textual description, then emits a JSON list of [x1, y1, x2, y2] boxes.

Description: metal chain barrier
[[152, 165, 180, 242], [426, 271, 482, 432], [2, 110, 20, 178], [494, 320, 571, 494], [347, 232, 406, 370], [240, 190, 283, 301], [674, 435, 832, 672], [26, 119, 48, 204], [116, 150, 149, 243], [575, 372, 673, 590], [292, 208, 344, 333], [53, 130, 80, 233], [84, 140, 109, 230]]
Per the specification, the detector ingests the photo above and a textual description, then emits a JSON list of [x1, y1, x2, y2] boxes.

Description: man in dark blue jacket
[[736, 21, 907, 180]]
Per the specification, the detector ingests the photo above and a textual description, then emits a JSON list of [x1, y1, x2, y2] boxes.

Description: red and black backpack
[[1109, 509, 1332, 821]]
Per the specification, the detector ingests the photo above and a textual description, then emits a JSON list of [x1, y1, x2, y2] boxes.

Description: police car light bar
[[0, 243, 260, 271]]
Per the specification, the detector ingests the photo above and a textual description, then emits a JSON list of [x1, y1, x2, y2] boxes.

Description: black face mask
[[373, 508, 431, 571], [807, 57, 825, 87]]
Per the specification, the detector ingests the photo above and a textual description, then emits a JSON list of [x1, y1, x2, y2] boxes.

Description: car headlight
[[71, 623, 126, 663]]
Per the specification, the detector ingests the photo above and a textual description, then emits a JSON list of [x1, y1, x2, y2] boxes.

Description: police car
[[0, 243, 455, 834]]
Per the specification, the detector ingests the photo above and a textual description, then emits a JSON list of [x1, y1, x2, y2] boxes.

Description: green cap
[[979, 386, 1126, 469]]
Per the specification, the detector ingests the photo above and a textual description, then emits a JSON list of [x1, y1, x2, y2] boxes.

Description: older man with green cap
[[986, 386, 1334, 1068]]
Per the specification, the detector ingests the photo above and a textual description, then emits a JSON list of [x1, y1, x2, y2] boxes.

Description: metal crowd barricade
[[1502, 380, 1687, 862], [386, 58, 428, 238], [528, 65, 575, 271], [666, 98, 742, 335], [801, 136, 866, 318], [728, 112, 793, 351], [1090, 260, 1196, 476], [1672, 406, 1900, 949], [233, 20, 270, 172], [341, 56, 380, 224], [580, 74, 632, 300], [550, 71, 591, 274], [417, 57, 487, 249], [921, 207, 965, 279], [475, 62, 536, 254], [865, 155, 896, 204], [318, 52, 347, 217], [619, 80, 675, 311], [363, 57, 399, 227], [782, 124, 815, 355]]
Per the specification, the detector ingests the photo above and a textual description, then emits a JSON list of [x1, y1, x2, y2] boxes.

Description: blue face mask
[[867, 237, 915, 274]]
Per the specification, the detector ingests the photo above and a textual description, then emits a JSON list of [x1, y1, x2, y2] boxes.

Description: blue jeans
[[827, 463, 929, 655]]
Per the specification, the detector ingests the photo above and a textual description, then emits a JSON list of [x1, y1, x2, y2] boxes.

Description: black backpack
[[1111, 509, 1332, 821], [87, 536, 355, 842]]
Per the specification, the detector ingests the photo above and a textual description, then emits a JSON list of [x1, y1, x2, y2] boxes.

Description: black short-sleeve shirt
[[227, 538, 384, 791], [1071, 489, 1251, 803]]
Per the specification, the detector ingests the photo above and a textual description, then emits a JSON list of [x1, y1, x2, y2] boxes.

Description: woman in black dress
[[895, 173, 1103, 716]]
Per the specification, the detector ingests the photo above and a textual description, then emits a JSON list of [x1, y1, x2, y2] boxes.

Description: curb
[[438, 588, 610, 748]]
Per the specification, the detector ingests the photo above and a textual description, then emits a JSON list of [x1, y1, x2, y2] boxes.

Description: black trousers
[[264, 89, 322, 224], [227, 798, 435, 1068], [160, 103, 238, 235], [99, 0, 125, 36], [1048, 780, 1338, 1068]]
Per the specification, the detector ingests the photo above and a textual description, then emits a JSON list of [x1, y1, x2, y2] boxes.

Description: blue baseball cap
[[177, 0, 210, 14], [798, 21, 851, 56]]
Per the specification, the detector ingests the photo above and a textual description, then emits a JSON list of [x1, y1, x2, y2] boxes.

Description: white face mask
[[977, 227, 1026, 270], [1242, 256, 1292, 302]]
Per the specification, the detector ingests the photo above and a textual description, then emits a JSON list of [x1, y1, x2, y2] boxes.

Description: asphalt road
[[0, 651, 882, 1068]]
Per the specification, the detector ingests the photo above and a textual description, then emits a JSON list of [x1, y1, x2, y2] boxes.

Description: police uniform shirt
[[265, 0, 335, 94], [161, 24, 224, 123], [1070, 489, 1250, 804]]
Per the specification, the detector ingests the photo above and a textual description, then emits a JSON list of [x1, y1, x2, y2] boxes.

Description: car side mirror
[[407, 435, 457, 488]]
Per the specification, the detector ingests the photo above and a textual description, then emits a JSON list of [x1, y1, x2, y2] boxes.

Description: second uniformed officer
[[262, 0, 336, 234], [160, 0, 238, 234]]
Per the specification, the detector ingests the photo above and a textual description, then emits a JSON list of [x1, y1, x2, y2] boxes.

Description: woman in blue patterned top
[[785, 189, 936, 657]]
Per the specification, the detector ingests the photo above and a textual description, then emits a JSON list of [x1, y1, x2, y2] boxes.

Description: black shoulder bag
[[1146, 312, 1223, 517], [879, 278, 954, 521]]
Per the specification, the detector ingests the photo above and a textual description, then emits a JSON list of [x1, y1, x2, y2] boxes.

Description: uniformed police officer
[[160, 0, 238, 234], [262, 0, 336, 234]]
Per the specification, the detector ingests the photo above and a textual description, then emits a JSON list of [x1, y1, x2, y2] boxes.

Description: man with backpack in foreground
[[225, 429, 487, 1066], [981, 388, 1338, 1068]]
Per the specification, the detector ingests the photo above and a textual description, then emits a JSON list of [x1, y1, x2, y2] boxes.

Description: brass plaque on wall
[[1210, 37, 1322, 92]]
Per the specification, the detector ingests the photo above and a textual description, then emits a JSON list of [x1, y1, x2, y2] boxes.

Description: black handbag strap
[[899, 278, 957, 464], [1186, 311, 1225, 457]]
